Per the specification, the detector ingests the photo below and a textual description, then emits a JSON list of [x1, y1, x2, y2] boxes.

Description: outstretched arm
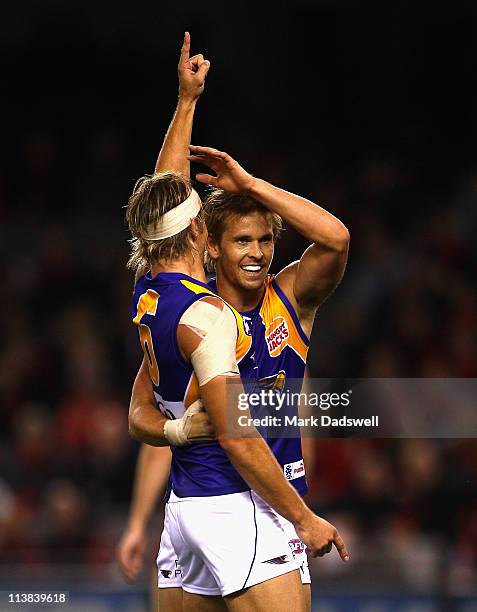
[[155, 32, 210, 176], [189, 146, 349, 327]]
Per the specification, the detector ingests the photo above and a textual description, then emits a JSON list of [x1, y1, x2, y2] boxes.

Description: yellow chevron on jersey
[[180, 279, 251, 363], [259, 276, 308, 363], [133, 289, 160, 324]]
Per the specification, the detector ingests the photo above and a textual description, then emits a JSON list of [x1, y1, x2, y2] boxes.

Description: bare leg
[[225, 570, 305, 612], [182, 592, 228, 612], [158, 587, 183, 611], [302, 583, 311, 612]]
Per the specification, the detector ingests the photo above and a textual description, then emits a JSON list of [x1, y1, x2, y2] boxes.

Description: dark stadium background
[[0, 1, 476, 610]]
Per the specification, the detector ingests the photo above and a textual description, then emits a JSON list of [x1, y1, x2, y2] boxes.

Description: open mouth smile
[[241, 264, 263, 273]]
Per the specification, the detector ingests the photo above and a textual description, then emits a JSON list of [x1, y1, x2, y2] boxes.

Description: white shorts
[[157, 494, 311, 590], [157, 506, 183, 589], [165, 489, 300, 597]]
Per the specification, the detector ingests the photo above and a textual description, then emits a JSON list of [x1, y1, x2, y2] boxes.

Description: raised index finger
[[180, 31, 191, 63], [189, 145, 227, 159]]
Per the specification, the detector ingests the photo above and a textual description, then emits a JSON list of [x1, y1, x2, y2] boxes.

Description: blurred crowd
[[0, 99, 476, 601]]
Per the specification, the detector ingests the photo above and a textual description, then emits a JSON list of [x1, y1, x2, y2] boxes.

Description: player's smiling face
[[210, 211, 274, 292]]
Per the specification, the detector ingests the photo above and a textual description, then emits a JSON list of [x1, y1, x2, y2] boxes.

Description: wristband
[[163, 400, 204, 446]]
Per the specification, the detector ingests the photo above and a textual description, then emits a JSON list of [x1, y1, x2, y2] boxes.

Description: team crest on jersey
[[265, 316, 289, 357], [242, 315, 253, 336], [288, 538, 305, 557], [258, 370, 286, 392]]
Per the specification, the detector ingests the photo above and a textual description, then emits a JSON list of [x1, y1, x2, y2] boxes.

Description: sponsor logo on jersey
[[284, 459, 305, 481], [262, 554, 290, 565], [265, 316, 289, 357], [289, 538, 305, 557]]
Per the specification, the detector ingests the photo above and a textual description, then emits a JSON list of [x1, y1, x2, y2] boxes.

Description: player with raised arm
[[125, 36, 349, 612], [120, 33, 214, 452], [119, 33, 214, 611]]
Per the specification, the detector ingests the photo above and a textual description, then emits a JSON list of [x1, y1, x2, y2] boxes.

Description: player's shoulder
[[267, 263, 300, 308], [180, 295, 227, 321], [198, 295, 226, 310], [180, 277, 219, 300], [273, 261, 300, 292]]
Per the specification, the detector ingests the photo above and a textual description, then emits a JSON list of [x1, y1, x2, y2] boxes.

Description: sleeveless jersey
[[132, 271, 252, 497], [209, 275, 309, 496]]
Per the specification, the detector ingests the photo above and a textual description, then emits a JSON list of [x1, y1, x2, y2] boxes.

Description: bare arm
[[246, 178, 349, 312], [200, 373, 310, 524], [117, 444, 171, 581], [127, 444, 171, 531], [189, 146, 350, 323], [155, 32, 210, 176], [128, 358, 215, 445], [128, 359, 170, 446], [211, 394, 346, 561]]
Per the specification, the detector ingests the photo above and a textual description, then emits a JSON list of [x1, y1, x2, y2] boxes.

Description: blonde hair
[[126, 172, 204, 271], [203, 189, 282, 271]]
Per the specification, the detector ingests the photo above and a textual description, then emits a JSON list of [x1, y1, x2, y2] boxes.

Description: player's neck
[[151, 254, 207, 283], [216, 277, 264, 313]]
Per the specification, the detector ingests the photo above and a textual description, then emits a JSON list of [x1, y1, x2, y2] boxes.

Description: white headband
[[143, 189, 202, 241]]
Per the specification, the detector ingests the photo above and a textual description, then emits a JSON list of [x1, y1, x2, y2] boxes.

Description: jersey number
[[134, 290, 160, 386]]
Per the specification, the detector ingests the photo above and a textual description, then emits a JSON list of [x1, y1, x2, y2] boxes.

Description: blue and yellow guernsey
[[209, 275, 309, 497], [132, 271, 253, 497]]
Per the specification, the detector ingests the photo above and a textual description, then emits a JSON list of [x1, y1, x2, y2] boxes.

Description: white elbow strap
[[180, 298, 240, 387], [163, 399, 203, 446]]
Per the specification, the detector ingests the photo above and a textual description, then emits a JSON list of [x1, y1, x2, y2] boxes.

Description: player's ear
[[189, 218, 202, 241], [206, 234, 220, 261]]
